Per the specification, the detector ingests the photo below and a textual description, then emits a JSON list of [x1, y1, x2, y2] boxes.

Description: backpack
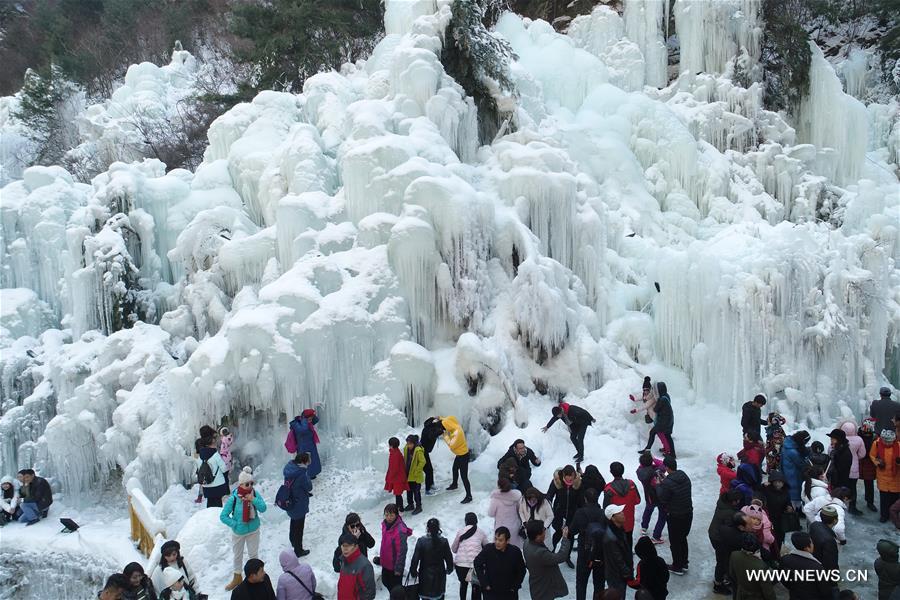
[[284, 426, 298, 454], [197, 458, 216, 486], [275, 478, 295, 510]]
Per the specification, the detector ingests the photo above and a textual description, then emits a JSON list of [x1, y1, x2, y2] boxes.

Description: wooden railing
[[126, 479, 166, 557]]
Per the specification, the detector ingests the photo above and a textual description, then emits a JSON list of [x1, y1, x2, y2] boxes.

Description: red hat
[[301, 408, 316, 418]]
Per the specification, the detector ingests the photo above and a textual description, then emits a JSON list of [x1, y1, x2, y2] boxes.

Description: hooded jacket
[[338, 548, 376, 600], [546, 469, 583, 524], [741, 503, 775, 551], [741, 401, 767, 436], [384, 446, 409, 496], [636, 458, 664, 504], [379, 517, 412, 574], [220, 487, 267, 536], [653, 382, 674, 434], [289, 415, 321, 478], [802, 478, 829, 503], [0, 476, 20, 515], [839, 421, 867, 479], [875, 539, 900, 600], [404, 444, 426, 485], [778, 550, 838, 600], [707, 496, 739, 547], [802, 496, 847, 542], [731, 463, 760, 506], [656, 469, 692, 516], [629, 536, 669, 600], [488, 488, 524, 548], [603, 478, 642, 532], [276, 550, 316, 600], [781, 437, 807, 503], [451, 525, 488, 568], [420, 418, 444, 453], [282, 461, 312, 520], [524, 536, 571, 600], [729, 549, 776, 600], [439, 416, 468, 456], [717, 464, 737, 496]]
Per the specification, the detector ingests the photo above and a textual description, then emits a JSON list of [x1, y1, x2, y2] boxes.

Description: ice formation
[[0, 0, 897, 510]]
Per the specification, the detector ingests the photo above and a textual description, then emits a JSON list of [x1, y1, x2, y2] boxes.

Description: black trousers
[[880, 491, 900, 521], [452, 453, 472, 497], [289, 517, 306, 555], [712, 544, 730, 583], [570, 422, 588, 458], [406, 483, 422, 509], [575, 547, 605, 600], [455, 565, 481, 600], [864, 479, 875, 505], [206, 494, 223, 508], [847, 477, 859, 508], [382, 570, 402, 592], [424, 450, 434, 491], [667, 512, 692, 570]]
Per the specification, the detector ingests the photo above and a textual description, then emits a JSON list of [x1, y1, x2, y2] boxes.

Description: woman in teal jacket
[[220, 467, 267, 591]]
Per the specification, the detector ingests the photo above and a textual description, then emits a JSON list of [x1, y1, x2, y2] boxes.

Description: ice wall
[[0, 0, 898, 501]]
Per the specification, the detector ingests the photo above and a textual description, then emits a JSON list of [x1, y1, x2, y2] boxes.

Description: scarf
[[301, 412, 320, 444], [238, 485, 254, 523], [875, 440, 899, 475], [169, 590, 185, 600]]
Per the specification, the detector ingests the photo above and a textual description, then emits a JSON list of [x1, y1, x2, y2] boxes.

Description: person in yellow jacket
[[404, 434, 426, 514], [439, 416, 473, 504]]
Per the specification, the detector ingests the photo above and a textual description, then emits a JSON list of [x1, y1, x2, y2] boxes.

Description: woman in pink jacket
[[839, 420, 868, 515], [488, 477, 523, 548], [451, 513, 488, 600]]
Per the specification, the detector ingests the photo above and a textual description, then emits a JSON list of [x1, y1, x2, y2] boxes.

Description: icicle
[[623, 0, 668, 88]]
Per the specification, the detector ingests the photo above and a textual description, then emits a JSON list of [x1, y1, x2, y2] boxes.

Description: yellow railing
[[128, 496, 160, 556], [126, 480, 166, 557]]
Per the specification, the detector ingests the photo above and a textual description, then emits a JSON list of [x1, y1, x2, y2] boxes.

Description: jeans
[[452, 453, 472, 497], [571, 422, 588, 458], [407, 482, 422, 509], [289, 517, 305, 555], [575, 546, 604, 600], [424, 451, 434, 492], [18, 502, 41, 524], [667, 512, 692, 570], [640, 502, 667, 539], [455, 565, 481, 600]]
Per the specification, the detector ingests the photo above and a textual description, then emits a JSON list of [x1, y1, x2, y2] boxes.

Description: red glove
[[629, 394, 636, 401], [630, 409, 637, 414]]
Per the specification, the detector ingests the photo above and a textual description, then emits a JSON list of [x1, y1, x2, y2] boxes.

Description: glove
[[373, 556, 381, 566], [630, 409, 637, 414], [839, 540, 847, 546], [629, 394, 636, 401], [410, 570, 418, 579]]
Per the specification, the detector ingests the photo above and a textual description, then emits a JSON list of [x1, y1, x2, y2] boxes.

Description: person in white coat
[[839, 420, 867, 515], [517, 487, 554, 548], [803, 487, 850, 543], [0, 475, 20, 525], [802, 466, 830, 505], [488, 477, 524, 549], [451, 513, 488, 600], [196, 434, 229, 508]]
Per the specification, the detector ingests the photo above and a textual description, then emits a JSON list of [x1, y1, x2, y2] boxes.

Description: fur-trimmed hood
[[552, 469, 582, 490]]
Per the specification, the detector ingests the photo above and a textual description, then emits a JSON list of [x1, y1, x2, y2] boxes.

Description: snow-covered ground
[[0, 400, 887, 599]]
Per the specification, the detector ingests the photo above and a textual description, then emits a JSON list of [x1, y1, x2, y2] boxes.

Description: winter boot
[[848, 501, 863, 516], [712, 582, 731, 595], [867, 502, 878, 512], [225, 573, 242, 591]]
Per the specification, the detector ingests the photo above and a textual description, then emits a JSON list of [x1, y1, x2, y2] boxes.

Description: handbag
[[781, 511, 801, 533], [644, 414, 653, 424], [287, 570, 325, 600], [403, 573, 419, 600]]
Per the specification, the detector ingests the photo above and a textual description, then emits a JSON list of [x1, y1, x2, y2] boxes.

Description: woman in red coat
[[385, 437, 410, 509]]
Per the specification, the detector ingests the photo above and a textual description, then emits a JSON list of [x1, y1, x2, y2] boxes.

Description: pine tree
[[13, 67, 76, 165], [441, 0, 518, 144]]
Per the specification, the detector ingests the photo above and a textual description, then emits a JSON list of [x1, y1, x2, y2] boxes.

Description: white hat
[[0, 476, 13, 486], [238, 466, 254, 485], [162, 567, 184, 588], [604, 504, 625, 519]]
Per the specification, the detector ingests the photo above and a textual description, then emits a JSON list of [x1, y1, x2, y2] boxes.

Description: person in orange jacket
[[870, 429, 900, 523], [384, 437, 409, 510]]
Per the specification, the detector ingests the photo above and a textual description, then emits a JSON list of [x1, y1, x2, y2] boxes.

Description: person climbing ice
[[285, 408, 321, 479], [542, 400, 595, 463]]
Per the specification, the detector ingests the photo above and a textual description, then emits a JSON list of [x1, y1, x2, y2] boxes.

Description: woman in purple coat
[[276, 549, 316, 600]]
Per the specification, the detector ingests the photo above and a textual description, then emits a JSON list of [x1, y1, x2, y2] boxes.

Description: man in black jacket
[[711, 512, 753, 595], [656, 456, 692, 575], [17, 468, 52, 524], [741, 394, 768, 437], [708, 490, 744, 594], [421, 417, 444, 495], [569, 488, 606, 600], [602, 504, 633, 593], [231, 558, 276, 600], [474, 527, 527, 599], [826, 429, 853, 490], [542, 402, 595, 462], [496, 439, 541, 491], [809, 507, 840, 570], [779, 531, 839, 600], [870, 387, 900, 438]]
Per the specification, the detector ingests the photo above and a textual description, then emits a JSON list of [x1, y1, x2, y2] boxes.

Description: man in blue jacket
[[282, 452, 313, 558], [781, 430, 810, 510]]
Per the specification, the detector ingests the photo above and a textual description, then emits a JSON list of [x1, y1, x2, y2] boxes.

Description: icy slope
[[0, 0, 897, 528]]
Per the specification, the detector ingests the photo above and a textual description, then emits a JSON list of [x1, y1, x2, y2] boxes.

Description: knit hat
[[740, 533, 760, 553], [880, 386, 892, 397], [861, 418, 877, 433], [792, 430, 810, 445], [717, 452, 736, 468], [604, 504, 625, 519], [827, 429, 847, 443], [820, 505, 838, 519], [339, 532, 359, 547], [882, 429, 897, 443], [219, 426, 230, 436], [238, 466, 254, 485], [642, 376, 652, 391], [0, 475, 13, 486], [301, 408, 316, 418], [162, 567, 184, 588]]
